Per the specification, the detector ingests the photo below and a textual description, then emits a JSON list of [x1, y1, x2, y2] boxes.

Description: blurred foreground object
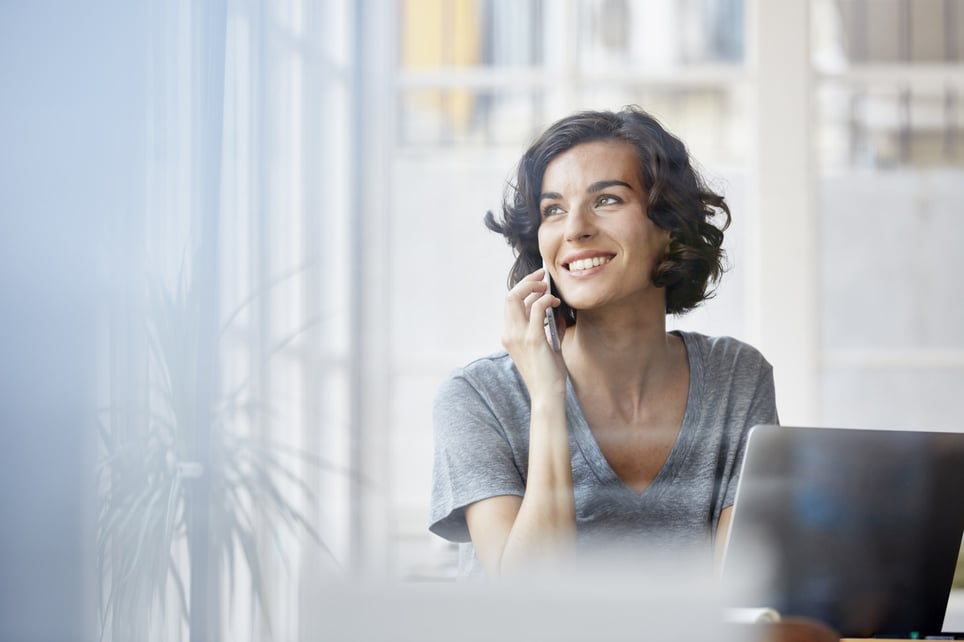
[[312, 556, 745, 642]]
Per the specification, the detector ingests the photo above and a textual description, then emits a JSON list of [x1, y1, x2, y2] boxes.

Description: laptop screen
[[721, 425, 964, 638]]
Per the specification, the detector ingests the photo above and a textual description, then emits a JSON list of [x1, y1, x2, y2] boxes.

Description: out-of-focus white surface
[[314, 558, 747, 642], [946, 590, 964, 632]]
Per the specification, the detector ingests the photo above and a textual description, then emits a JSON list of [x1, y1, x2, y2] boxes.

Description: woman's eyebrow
[[539, 180, 631, 201], [587, 179, 631, 193]]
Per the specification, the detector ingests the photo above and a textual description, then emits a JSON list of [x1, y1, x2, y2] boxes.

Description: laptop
[[721, 425, 964, 639]]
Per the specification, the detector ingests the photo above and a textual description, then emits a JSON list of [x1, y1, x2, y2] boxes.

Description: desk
[[759, 618, 839, 642], [761, 617, 958, 641], [763, 619, 936, 641]]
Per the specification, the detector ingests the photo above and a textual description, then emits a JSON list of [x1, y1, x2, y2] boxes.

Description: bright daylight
[[2, 1, 964, 641]]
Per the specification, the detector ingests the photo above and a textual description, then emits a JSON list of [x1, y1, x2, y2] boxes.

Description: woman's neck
[[562, 304, 681, 420]]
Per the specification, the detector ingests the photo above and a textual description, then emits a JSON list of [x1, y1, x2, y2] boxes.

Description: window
[[391, 0, 753, 579], [813, 0, 964, 430]]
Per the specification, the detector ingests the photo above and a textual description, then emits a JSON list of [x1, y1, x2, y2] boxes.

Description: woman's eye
[[542, 204, 563, 217], [596, 195, 620, 207]]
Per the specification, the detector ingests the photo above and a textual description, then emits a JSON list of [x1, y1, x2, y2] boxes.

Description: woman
[[429, 106, 778, 577]]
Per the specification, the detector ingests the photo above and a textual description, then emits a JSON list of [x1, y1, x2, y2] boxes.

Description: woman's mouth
[[566, 256, 613, 273]]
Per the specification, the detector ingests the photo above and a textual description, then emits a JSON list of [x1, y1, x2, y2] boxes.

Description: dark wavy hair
[[483, 106, 731, 321]]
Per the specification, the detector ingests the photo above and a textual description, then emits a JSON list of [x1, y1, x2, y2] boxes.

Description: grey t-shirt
[[429, 331, 778, 575]]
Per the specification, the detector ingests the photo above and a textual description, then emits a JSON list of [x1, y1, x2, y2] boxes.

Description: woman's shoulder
[[433, 351, 532, 430], [452, 350, 518, 382], [435, 350, 524, 402], [677, 331, 777, 423], [676, 330, 772, 371]]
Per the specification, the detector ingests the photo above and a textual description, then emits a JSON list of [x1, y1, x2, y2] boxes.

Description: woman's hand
[[502, 267, 567, 400]]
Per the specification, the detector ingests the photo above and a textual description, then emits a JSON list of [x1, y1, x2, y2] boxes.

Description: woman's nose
[[564, 202, 595, 242]]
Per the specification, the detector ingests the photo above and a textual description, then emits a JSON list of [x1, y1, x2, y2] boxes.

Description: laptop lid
[[721, 425, 964, 638]]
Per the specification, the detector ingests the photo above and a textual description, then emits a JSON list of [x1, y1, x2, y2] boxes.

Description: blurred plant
[[97, 262, 340, 641]]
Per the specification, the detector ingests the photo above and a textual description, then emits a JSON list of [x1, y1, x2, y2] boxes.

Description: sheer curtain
[[94, 0, 380, 640]]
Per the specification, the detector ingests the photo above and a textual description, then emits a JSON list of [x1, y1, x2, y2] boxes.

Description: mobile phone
[[542, 261, 561, 352]]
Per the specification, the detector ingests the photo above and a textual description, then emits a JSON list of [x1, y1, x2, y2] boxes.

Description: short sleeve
[[723, 361, 779, 507], [429, 373, 526, 542]]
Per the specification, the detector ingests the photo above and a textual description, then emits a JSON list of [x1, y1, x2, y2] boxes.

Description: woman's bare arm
[[465, 397, 576, 574], [465, 268, 576, 575]]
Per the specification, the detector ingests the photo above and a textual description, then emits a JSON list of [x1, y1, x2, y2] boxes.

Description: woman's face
[[537, 139, 669, 316]]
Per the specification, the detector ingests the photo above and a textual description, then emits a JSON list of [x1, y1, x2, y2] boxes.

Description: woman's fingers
[[503, 268, 561, 350], [504, 268, 548, 322], [527, 289, 558, 336], [522, 290, 542, 317], [502, 268, 567, 396]]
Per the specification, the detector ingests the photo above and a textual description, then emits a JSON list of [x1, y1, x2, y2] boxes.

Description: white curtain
[[94, 0, 365, 640]]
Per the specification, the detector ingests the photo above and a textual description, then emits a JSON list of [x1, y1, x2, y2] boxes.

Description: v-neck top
[[429, 331, 778, 576]]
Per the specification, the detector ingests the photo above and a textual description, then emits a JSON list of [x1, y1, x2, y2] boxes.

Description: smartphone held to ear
[[542, 262, 561, 352]]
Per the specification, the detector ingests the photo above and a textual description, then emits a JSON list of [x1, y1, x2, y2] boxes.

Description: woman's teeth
[[568, 256, 611, 272]]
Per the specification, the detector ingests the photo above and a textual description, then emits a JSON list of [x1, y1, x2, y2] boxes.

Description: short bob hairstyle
[[484, 106, 731, 321]]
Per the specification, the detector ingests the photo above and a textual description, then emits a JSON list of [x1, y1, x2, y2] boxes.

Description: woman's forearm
[[499, 396, 576, 573]]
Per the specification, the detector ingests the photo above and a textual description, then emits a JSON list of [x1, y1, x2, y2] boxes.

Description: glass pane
[[399, 0, 745, 72], [822, 367, 964, 430], [400, 0, 547, 70], [399, 88, 546, 147], [820, 170, 964, 352], [399, 84, 748, 162], [578, 0, 745, 70], [817, 84, 964, 168], [814, 0, 964, 66], [572, 85, 750, 165]]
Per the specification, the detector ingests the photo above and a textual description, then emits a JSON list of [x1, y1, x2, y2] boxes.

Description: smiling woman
[[536, 140, 673, 322], [487, 107, 731, 323], [429, 106, 777, 577]]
